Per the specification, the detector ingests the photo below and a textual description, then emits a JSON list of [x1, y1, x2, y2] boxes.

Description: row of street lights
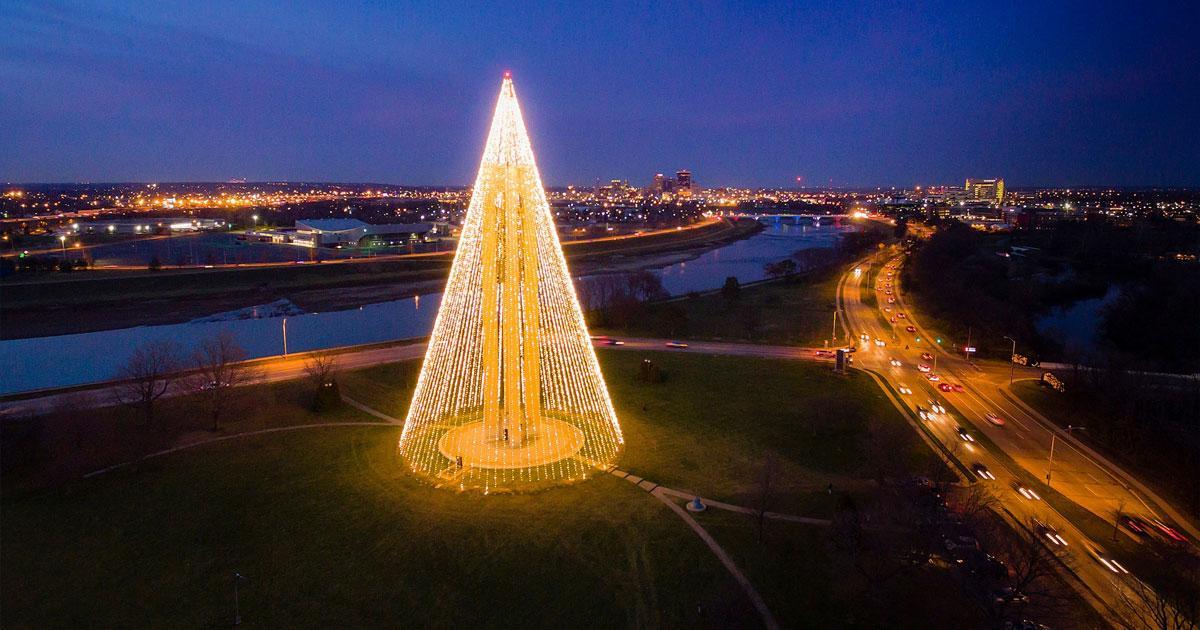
[[851, 258, 1105, 529], [842, 271, 1084, 491]]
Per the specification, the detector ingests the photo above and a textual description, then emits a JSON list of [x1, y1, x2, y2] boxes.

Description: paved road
[[0, 342, 430, 419], [1, 331, 825, 420], [1, 216, 726, 271], [838, 251, 1194, 625], [592, 336, 823, 361]]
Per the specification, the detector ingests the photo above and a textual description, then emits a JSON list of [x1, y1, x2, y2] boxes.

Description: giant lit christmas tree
[[399, 74, 623, 491]]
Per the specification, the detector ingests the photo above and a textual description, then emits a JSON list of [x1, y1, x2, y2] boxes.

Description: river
[[1, 220, 853, 394]]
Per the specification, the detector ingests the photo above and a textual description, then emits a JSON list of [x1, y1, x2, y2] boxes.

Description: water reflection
[[1, 221, 850, 394]]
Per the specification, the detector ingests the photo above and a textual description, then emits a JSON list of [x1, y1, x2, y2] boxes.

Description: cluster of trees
[[905, 218, 1200, 370], [902, 222, 1042, 358], [1114, 538, 1200, 630], [1100, 266, 1200, 373], [825, 481, 1081, 627], [112, 332, 260, 431], [1, 334, 349, 483], [111, 332, 343, 432], [761, 240, 876, 281], [577, 270, 685, 335], [747, 449, 1085, 627], [1, 255, 91, 275]]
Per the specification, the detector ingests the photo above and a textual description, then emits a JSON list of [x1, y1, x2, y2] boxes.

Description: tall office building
[[675, 170, 694, 197], [651, 173, 673, 195], [676, 170, 692, 188], [965, 178, 1005, 203]]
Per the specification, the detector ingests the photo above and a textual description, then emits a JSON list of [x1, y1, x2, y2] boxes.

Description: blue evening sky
[[1, 1, 1196, 187]]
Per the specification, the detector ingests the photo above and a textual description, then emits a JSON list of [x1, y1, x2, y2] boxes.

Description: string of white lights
[[398, 75, 623, 491]]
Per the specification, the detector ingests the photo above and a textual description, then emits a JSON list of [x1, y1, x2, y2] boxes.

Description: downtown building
[[649, 170, 697, 198]]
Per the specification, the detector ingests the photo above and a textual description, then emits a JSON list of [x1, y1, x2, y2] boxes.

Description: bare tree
[[304, 351, 337, 387], [946, 483, 999, 530], [827, 492, 924, 609], [1112, 498, 1128, 542], [1114, 541, 1200, 630], [113, 339, 181, 428], [187, 331, 258, 431], [976, 517, 1075, 624], [303, 351, 340, 411]]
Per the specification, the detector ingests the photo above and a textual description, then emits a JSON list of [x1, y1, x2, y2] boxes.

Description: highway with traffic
[[837, 249, 1196, 625]]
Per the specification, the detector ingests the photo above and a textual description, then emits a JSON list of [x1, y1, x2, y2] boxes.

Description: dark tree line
[[576, 270, 674, 331], [904, 218, 1200, 369]]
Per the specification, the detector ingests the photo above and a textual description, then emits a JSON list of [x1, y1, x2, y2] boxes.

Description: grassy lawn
[[1, 351, 1065, 627], [340, 349, 942, 517], [1, 427, 745, 628], [1, 349, 967, 629], [595, 266, 841, 346], [0, 377, 373, 495], [696, 509, 985, 627]]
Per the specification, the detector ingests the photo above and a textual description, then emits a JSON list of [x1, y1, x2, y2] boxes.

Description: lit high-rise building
[[651, 173, 672, 194], [965, 178, 1005, 203], [676, 170, 694, 197]]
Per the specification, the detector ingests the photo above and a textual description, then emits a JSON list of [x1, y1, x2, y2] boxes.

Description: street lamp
[[1046, 425, 1084, 487], [1004, 336, 1017, 385], [58, 234, 66, 257], [232, 572, 248, 625]]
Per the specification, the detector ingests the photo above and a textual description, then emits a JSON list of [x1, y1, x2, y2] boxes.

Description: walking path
[[651, 486, 780, 629], [82, 421, 396, 478], [81, 394, 832, 629], [342, 396, 404, 425]]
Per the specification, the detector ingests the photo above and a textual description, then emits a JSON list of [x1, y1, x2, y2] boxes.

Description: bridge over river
[[730, 213, 849, 226]]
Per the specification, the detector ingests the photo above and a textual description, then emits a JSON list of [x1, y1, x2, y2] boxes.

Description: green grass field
[[339, 350, 939, 516], [3, 351, 963, 627], [2, 427, 746, 627], [595, 266, 842, 346], [696, 509, 983, 628]]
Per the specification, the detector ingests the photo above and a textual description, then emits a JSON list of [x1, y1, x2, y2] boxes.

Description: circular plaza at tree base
[[403, 409, 619, 493]]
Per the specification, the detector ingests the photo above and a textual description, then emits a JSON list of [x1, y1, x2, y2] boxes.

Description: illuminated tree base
[[437, 418, 585, 470], [403, 409, 610, 491]]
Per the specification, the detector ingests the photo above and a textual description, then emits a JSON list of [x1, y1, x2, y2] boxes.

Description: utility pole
[[1004, 336, 1016, 385], [1046, 425, 1083, 487], [831, 310, 840, 346], [282, 318, 289, 357], [1046, 434, 1056, 486]]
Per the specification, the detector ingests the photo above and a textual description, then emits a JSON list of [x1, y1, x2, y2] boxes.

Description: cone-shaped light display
[[399, 75, 623, 491]]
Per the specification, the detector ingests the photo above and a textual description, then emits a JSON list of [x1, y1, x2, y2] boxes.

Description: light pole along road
[[837, 247, 1197, 626]]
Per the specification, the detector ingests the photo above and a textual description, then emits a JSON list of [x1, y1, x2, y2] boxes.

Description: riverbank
[[1, 217, 761, 339], [592, 265, 842, 345]]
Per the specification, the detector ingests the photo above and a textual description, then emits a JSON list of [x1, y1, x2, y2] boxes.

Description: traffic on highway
[[838, 250, 1196, 624]]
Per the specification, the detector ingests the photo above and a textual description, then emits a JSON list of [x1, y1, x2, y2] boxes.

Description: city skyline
[[3, 1, 1198, 187]]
